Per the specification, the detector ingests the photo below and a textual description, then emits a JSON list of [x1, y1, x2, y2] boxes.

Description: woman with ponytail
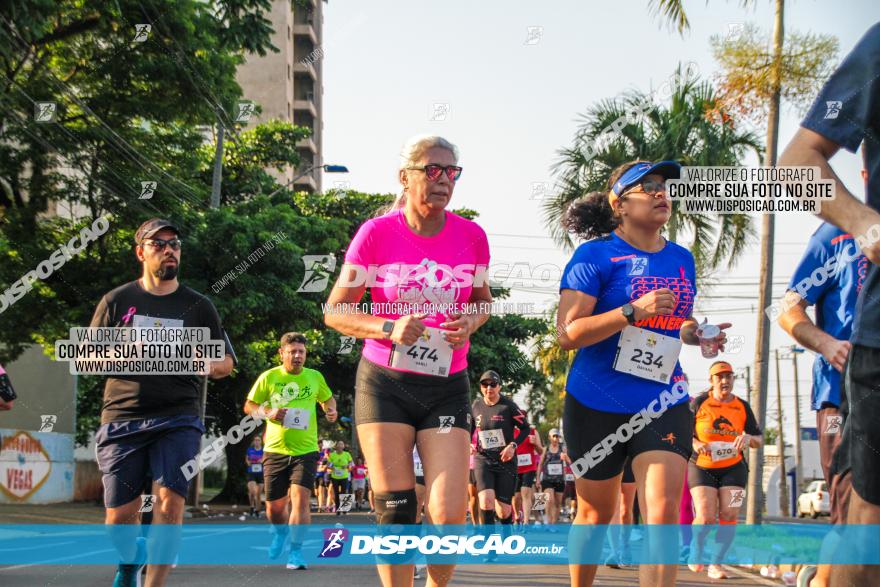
[[324, 135, 492, 587], [557, 160, 731, 587]]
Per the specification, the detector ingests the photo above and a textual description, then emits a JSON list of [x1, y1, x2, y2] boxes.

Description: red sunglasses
[[407, 164, 463, 182]]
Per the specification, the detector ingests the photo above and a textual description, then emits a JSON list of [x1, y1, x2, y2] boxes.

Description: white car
[[797, 480, 831, 518]]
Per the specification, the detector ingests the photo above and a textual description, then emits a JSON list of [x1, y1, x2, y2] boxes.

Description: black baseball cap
[[479, 370, 501, 385], [135, 218, 180, 244]]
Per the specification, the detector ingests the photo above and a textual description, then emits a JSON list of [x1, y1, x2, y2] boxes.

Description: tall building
[[236, 0, 325, 193]]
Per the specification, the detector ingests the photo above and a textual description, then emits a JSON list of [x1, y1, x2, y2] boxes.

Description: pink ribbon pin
[[121, 306, 137, 326]]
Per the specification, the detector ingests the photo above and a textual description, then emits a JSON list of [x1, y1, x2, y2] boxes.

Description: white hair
[[385, 134, 460, 213]]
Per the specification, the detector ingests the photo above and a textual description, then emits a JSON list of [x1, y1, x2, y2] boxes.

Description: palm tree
[[544, 67, 763, 277]]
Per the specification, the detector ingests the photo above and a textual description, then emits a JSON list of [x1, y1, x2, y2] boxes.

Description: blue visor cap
[[611, 160, 682, 196]]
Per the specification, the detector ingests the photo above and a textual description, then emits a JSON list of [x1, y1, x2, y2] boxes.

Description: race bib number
[[282, 408, 309, 430], [333, 467, 347, 477], [517, 453, 532, 467], [709, 441, 738, 463], [478, 428, 505, 449], [547, 463, 563, 476], [132, 315, 184, 329], [389, 327, 453, 377], [414, 460, 424, 476], [249, 463, 263, 473], [565, 473, 575, 482], [613, 326, 682, 384]]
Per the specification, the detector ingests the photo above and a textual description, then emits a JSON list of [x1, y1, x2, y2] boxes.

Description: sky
[[319, 1, 880, 437]]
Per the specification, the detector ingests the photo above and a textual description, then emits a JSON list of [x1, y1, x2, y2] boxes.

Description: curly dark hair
[[561, 160, 653, 240]]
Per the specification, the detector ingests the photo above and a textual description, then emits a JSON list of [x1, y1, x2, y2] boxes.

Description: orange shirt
[[691, 392, 761, 469]]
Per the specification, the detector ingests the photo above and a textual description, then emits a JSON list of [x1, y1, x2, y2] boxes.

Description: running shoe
[[707, 564, 728, 579], [688, 564, 705, 573], [286, 549, 308, 570], [604, 552, 621, 569], [112, 564, 144, 587]]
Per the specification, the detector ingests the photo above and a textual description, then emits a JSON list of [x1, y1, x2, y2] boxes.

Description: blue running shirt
[[560, 232, 697, 413], [787, 223, 868, 409]]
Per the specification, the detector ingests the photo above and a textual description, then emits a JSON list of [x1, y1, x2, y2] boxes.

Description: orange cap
[[709, 361, 734, 377]]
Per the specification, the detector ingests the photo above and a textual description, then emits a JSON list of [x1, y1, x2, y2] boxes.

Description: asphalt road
[[0, 504, 777, 586]]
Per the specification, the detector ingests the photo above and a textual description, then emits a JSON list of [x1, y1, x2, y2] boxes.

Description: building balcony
[[293, 99, 317, 118], [297, 137, 317, 153], [293, 173, 317, 192], [293, 23, 318, 45], [293, 60, 317, 81]]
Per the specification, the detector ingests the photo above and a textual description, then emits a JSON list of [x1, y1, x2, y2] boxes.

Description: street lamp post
[[265, 163, 349, 199]]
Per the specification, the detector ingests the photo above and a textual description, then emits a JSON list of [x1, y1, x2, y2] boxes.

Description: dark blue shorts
[[95, 415, 203, 508]]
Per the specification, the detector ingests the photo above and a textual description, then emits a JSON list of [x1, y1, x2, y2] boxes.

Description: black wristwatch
[[381, 320, 395, 338], [621, 303, 636, 325]]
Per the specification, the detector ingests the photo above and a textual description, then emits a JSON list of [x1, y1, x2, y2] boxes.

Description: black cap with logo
[[135, 218, 180, 244], [479, 370, 501, 385]]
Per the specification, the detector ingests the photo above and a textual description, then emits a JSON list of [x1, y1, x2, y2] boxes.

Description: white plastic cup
[[697, 323, 721, 358]]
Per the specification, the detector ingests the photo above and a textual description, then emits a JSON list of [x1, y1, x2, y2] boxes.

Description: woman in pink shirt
[[324, 135, 492, 587]]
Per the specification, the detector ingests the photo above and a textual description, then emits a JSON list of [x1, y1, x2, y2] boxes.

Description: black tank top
[[543, 447, 564, 480]]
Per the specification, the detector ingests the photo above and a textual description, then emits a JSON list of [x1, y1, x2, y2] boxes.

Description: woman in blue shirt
[[557, 160, 729, 587]]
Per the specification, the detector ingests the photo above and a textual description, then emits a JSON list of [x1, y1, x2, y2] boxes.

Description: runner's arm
[[320, 396, 338, 422], [208, 354, 234, 379], [557, 289, 629, 350], [779, 296, 851, 372], [780, 128, 880, 264]]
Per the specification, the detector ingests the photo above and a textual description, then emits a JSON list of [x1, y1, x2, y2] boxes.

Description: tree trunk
[[746, 0, 784, 525]]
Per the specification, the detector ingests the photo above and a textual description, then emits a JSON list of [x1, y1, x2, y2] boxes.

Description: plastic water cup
[[697, 324, 721, 358]]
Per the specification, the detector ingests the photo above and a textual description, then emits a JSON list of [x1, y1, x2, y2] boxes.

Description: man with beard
[[90, 218, 234, 587]]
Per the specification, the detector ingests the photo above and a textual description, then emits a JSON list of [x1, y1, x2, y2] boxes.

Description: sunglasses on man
[[406, 164, 463, 182], [142, 238, 182, 251]]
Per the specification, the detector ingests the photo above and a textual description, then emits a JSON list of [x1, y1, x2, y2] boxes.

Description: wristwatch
[[621, 303, 636, 325], [381, 320, 395, 338]]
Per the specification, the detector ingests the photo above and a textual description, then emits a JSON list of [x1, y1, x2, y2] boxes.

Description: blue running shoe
[[286, 549, 308, 570]]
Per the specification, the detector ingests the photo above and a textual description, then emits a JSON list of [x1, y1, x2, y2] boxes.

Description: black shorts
[[832, 344, 880, 506], [687, 459, 748, 489], [563, 394, 693, 481], [516, 471, 537, 491], [355, 358, 472, 432], [542, 478, 565, 493], [330, 477, 349, 496], [473, 454, 517, 504], [564, 480, 576, 500], [622, 458, 635, 483], [469, 469, 476, 486], [263, 451, 319, 501], [246, 472, 264, 484], [415, 475, 425, 486]]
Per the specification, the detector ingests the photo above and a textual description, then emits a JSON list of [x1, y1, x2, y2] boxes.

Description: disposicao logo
[[319, 528, 348, 558]]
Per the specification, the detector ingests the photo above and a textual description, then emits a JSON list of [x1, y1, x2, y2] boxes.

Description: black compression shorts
[[355, 358, 471, 431], [473, 454, 517, 504]]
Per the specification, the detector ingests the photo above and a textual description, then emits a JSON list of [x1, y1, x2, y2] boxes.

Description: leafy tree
[[710, 23, 838, 125]]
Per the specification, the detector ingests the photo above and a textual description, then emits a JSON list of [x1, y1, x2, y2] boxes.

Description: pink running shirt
[[344, 209, 490, 375]]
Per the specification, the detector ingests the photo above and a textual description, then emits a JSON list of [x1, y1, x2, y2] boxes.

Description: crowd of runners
[[29, 21, 874, 587]]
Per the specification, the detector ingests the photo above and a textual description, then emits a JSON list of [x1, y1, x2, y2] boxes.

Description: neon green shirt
[[247, 366, 332, 457], [327, 450, 353, 479]]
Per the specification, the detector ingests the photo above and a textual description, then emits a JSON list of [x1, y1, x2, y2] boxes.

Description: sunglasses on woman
[[623, 179, 667, 197], [480, 381, 499, 388], [407, 164, 463, 182]]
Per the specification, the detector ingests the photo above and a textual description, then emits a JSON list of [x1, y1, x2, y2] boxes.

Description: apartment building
[[236, 0, 325, 193]]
